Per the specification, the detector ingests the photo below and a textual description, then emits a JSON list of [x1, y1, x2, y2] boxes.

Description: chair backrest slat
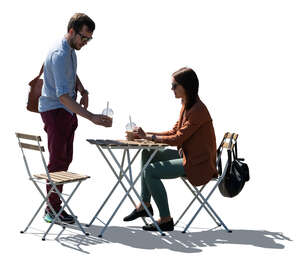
[[16, 133, 41, 141], [221, 142, 234, 150], [220, 132, 239, 151], [16, 132, 48, 181], [224, 132, 238, 141], [19, 142, 45, 152]]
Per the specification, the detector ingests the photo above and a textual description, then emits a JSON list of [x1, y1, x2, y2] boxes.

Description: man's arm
[[76, 75, 87, 94], [76, 75, 89, 109], [51, 53, 109, 126], [59, 94, 111, 127], [59, 94, 92, 119]]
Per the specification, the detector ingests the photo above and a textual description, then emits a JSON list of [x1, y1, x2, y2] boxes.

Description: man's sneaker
[[44, 210, 75, 224], [44, 212, 54, 223]]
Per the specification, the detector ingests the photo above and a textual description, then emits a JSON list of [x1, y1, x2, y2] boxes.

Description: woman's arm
[[141, 113, 205, 145], [146, 120, 179, 136], [155, 109, 211, 146], [132, 120, 179, 141]]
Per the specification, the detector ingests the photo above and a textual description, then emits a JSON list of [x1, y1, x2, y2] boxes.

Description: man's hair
[[67, 13, 95, 33]]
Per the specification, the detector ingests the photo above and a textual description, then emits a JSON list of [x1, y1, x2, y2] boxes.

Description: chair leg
[[42, 181, 88, 241], [197, 192, 232, 233], [175, 193, 198, 226], [182, 160, 232, 233], [188, 180, 220, 226], [21, 187, 54, 234], [64, 202, 90, 236], [182, 182, 229, 233], [175, 178, 220, 226]]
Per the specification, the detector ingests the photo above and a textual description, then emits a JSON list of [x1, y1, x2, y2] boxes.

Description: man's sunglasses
[[77, 32, 93, 43]]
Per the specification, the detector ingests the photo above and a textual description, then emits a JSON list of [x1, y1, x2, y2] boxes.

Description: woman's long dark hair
[[172, 67, 199, 110]]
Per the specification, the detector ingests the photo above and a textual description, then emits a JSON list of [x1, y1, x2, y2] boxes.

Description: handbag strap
[[29, 65, 44, 86], [37, 64, 44, 78], [232, 140, 245, 161]]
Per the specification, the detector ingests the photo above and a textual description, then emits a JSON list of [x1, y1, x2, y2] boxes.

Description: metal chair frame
[[175, 132, 239, 233], [16, 132, 90, 241]]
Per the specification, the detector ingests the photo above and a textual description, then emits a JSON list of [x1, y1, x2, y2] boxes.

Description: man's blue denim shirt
[[38, 38, 77, 114]]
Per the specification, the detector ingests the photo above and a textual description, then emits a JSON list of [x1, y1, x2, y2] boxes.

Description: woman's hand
[[134, 127, 146, 139]]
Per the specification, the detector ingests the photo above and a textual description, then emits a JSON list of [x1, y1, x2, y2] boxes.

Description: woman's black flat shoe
[[142, 218, 174, 231], [123, 205, 154, 222]]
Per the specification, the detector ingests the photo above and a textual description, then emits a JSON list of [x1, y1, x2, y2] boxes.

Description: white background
[[0, 0, 299, 259]]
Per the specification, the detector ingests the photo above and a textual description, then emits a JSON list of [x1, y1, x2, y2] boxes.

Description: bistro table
[[86, 139, 169, 237]]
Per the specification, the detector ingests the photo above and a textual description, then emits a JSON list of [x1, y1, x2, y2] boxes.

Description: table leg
[[87, 146, 148, 227], [104, 148, 166, 236]]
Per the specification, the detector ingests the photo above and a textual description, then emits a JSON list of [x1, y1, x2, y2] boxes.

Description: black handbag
[[218, 135, 249, 198]]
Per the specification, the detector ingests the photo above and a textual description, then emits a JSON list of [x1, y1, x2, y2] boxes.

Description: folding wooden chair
[[175, 132, 238, 233], [16, 132, 90, 240]]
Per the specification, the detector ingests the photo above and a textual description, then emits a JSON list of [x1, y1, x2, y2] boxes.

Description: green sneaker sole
[[44, 213, 53, 223]]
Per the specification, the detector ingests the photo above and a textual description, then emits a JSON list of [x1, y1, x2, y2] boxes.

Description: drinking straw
[[129, 115, 133, 130]]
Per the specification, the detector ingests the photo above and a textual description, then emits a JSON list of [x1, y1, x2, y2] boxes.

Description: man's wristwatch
[[151, 134, 157, 142], [81, 89, 89, 96]]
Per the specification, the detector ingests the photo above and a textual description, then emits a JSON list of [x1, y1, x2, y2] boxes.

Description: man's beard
[[69, 37, 80, 50]]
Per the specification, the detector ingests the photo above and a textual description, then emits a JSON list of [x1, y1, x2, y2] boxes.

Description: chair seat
[[34, 171, 90, 184]]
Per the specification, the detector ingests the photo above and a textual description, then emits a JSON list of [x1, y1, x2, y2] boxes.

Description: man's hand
[[79, 92, 89, 109], [91, 114, 112, 127], [59, 94, 112, 127]]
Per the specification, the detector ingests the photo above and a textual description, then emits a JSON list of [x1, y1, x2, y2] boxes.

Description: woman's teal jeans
[[141, 149, 186, 218]]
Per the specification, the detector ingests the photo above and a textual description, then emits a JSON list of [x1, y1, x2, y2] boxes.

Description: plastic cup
[[126, 131, 135, 141], [125, 122, 137, 131], [102, 108, 114, 118]]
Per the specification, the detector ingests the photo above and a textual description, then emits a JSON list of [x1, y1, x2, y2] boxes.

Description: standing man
[[39, 13, 112, 224]]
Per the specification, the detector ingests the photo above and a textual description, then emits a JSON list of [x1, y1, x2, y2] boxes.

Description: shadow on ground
[[53, 224, 292, 254]]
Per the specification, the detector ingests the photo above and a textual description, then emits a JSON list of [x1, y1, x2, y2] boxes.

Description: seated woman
[[123, 67, 218, 231]]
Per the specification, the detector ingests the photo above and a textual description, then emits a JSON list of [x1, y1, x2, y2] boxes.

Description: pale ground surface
[[1, 0, 299, 260]]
